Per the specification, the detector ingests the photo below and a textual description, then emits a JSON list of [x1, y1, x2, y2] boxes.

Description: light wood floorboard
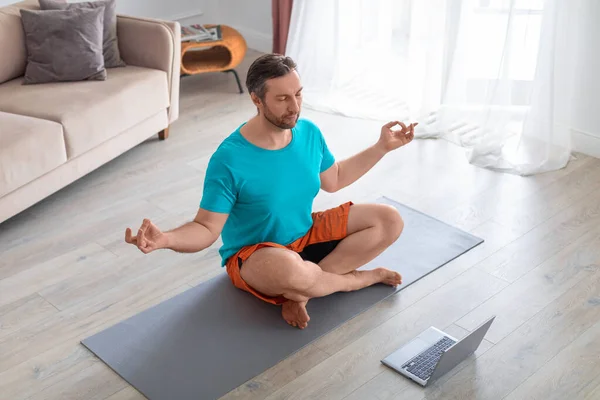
[[0, 50, 598, 400], [502, 319, 600, 400]]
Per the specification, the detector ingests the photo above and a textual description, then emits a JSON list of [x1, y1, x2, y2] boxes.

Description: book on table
[[181, 24, 222, 42]]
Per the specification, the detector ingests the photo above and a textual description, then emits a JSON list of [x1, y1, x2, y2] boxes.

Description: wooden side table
[[180, 25, 247, 93]]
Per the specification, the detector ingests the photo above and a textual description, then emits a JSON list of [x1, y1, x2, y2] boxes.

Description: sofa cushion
[[0, 0, 39, 84], [0, 111, 66, 197], [39, 0, 126, 68], [0, 66, 169, 158], [20, 7, 107, 84]]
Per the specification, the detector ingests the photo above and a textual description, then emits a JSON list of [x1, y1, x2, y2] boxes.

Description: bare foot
[[375, 267, 402, 287], [282, 300, 310, 329]]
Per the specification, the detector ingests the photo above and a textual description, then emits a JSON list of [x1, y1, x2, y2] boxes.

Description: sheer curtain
[[286, 0, 446, 124], [286, 0, 596, 175]]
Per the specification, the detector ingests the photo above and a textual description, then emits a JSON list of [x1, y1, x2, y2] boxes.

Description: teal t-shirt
[[200, 118, 336, 265]]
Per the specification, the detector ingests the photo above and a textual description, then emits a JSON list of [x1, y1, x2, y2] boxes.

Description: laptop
[[381, 316, 495, 386]]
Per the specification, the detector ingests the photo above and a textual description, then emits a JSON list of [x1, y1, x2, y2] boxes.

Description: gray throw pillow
[[20, 8, 107, 84], [38, 0, 126, 68]]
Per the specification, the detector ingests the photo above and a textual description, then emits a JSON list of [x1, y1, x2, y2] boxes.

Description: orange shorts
[[225, 201, 353, 305]]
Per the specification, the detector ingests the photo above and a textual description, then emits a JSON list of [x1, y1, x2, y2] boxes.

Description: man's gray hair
[[245, 53, 297, 99]]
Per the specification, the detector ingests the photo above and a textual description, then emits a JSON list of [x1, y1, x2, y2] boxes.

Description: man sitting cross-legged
[[125, 54, 417, 329]]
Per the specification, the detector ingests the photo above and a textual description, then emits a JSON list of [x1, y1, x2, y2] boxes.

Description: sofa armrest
[[116, 15, 181, 124]]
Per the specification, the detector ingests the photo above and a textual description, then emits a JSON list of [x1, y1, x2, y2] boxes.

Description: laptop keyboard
[[402, 336, 457, 380]]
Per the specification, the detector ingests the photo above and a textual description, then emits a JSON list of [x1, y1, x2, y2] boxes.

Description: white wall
[[178, 0, 272, 53], [0, 0, 198, 17], [571, 1, 600, 159], [0, 0, 206, 19], [0, 0, 273, 53], [113, 0, 206, 20], [215, 0, 272, 53], [573, 131, 600, 159]]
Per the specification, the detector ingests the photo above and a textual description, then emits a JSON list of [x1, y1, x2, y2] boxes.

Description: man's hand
[[377, 121, 417, 153], [124, 209, 227, 254], [125, 219, 168, 254]]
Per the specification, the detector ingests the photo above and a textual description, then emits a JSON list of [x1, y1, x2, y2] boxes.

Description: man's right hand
[[125, 219, 168, 254], [124, 208, 228, 254]]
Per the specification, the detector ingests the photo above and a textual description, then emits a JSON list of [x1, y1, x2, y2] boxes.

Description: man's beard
[[263, 105, 299, 130]]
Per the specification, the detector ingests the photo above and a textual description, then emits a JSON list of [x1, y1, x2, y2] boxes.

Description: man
[[125, 54, 417, 329]]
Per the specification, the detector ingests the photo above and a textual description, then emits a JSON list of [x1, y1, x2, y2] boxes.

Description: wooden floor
[[2, 50, 600, 400]]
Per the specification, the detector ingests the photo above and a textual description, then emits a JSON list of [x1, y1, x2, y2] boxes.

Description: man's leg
[[239, 247, 402, 328], [318, 203, 404, 275], [291, 203, 403, 327]]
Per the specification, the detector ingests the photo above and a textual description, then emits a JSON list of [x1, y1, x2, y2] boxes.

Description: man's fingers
[[125, 228, 131, 243], [125, 228, 137, 244], [140, 245, 152, 254], [385, 121, 417, 131], [126, 223, 157, 253], [401, 123, 415, 140], [138, 232, 147, 248], [138, 219, 151, 247]]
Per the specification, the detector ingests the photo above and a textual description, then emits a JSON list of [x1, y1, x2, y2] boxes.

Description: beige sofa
[[0, 0, 181, 224]]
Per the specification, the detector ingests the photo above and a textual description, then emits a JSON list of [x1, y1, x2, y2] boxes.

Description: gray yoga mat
[[82, 196, 483, 400]]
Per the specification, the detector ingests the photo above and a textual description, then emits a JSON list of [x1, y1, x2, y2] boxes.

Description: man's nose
[[289, 98, 300, 113]]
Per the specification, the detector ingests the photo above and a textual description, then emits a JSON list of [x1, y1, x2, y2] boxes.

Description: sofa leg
[[158, 127, 169, 140]]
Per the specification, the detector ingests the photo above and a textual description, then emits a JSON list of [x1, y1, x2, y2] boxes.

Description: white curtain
[[286, 0, 598, 175]]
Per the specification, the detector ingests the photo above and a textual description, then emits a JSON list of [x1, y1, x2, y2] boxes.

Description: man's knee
[[241, 248, 318, 296], [279, 253, 320, 294], [377, 205, 404, 243]]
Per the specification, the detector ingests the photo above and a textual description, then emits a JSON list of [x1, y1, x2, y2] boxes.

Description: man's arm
[[320, 144, 387, 192], [125, 208, 228, 254], [320, 121, 416, 193], [164, 208, 228, 252]]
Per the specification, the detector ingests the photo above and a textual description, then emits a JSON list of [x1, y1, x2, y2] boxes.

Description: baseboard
[[235, 26, 272, 53], [573, 129, 600, 159]]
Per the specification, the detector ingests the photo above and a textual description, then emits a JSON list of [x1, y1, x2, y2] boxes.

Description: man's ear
[[250, 92, 262, 108]]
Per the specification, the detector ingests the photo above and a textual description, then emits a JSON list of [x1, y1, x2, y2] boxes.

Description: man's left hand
[[377, 121, 418, 153]]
